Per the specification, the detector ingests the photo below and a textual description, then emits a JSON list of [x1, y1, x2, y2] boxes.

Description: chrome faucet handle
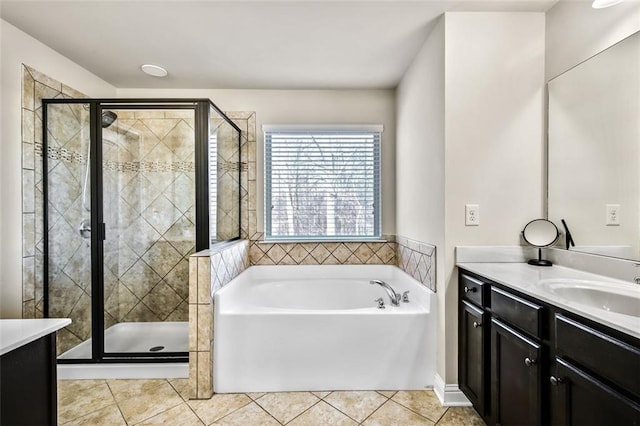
[[374, 298, 386, 309], [634, 276, 640, 285], [402, 291, 410, 303]]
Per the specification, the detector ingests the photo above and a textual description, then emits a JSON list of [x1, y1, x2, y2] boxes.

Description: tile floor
[[58, 379, 486, 425]]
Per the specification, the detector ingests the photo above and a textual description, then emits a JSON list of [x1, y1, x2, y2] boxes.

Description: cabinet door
[[459, 300, 487, 416], [491, 318, 542, 426], [550, 357, 640, 426]]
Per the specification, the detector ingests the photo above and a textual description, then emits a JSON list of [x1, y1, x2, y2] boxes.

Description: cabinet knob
[[464, 286, 477, 293], [473, 321, 482, 328], [550, 376, 564, 386], [524, 357, 537, 367]]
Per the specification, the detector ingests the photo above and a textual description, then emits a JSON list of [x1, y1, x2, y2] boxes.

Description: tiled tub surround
[[189, 240, 249, 399], [214, 264, 437, 393], [397, 236, 436, 292]]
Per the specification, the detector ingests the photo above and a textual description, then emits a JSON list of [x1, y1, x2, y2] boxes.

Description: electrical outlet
[[606, 204, 620, 226], [465, 204, 480, 226]]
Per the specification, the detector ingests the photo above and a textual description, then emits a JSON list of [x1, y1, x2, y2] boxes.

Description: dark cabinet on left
[[0, 320, 68, 426]]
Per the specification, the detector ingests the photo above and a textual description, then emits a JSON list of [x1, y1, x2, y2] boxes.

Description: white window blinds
[[264, 125, 382, 240]]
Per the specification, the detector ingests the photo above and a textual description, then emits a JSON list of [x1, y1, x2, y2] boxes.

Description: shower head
[[101, 110, 118, 128]]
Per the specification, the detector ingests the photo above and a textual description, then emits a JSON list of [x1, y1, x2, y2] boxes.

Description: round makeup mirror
[[522, 219, 559, 266]]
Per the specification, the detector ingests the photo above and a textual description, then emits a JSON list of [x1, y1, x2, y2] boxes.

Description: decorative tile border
[[188, 240, 248, 399], [248, 234, 397, 266], [397, 235, 436, 292]]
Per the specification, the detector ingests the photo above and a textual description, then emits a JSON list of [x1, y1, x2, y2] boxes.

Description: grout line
[[281, 399, 323, 425], [103, 380, 130, 425], [389, 395, 442, 424], [433, 406, 449, 424]]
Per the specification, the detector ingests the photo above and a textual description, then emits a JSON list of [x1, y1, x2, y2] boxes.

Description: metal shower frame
[[42, 98, 241, 364]]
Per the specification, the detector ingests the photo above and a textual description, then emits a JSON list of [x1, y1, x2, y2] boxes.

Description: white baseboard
[[434, 374, 472, 407], [58, 362, 188, 380]]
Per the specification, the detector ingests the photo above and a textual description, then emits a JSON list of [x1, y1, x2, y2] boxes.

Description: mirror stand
[[528, 248, 552, 267]]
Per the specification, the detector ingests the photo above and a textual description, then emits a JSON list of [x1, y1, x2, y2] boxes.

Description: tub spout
[[370, 280, 401, 306]]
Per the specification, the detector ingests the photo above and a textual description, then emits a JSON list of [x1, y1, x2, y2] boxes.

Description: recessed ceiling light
[[140, 64, 168, 78], [592, 0, 624, 8]]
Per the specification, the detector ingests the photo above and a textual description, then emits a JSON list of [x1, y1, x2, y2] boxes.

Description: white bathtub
[[213, 265, 436, 393]]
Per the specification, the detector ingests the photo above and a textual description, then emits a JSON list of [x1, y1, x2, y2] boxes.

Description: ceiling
[[1, 0, 557, 89]]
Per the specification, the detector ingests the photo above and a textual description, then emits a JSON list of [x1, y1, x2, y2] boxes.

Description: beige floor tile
[[115, 381, 184, 424], [436, 407, 486, 426], [212, 402, 280, 426], [312, 391, 331, 399], [62, 404, 126, 426], [246, 392, 267, 400], [107, 379, 167, 399], [188, 393, 252, 424], [135, 402, 204, 426], [169, 378, 191, 401], [58, 381, 116, 424], [324, 391, 387, 422], [392, 390, 447, 422], [376, 391, 396, 398], [362, 400, 435, 426], [288, 400, 358, 426], [256, 392, 320, 424]]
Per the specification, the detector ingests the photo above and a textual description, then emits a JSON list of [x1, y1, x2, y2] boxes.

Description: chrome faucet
[[370, 279, 402, 306]]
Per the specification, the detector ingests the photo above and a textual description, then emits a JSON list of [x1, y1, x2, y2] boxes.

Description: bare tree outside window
[[265, 129, 381, 240]]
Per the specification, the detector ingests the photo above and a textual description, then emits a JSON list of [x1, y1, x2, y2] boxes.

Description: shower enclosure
[[41, 99, 240, 364]]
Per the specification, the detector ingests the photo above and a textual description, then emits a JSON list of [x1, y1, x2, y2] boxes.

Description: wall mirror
[[548, 31, 640, 262]]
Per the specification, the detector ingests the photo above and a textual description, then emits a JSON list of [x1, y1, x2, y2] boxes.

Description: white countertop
[[457, 262, 640, 340], [0, 318, 71, 356]]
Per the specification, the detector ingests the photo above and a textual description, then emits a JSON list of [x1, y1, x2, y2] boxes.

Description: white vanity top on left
[[0, 318, 71, 355]]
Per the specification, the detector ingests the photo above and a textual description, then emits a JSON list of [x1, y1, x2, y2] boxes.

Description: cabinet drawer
[[555, 314, 640, 397], [491, 286, 543, 338], [460, 273, 486, 307]]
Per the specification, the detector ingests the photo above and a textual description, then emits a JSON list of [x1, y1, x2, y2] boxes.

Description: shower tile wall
[[104, 110, 195, 327]]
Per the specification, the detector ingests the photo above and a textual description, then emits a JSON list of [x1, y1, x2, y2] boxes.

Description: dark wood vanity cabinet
[[490, 318, 542, 426], [459, 274, 489, 417], [458, 269, 640, 426], [459, 300, 487, 415]]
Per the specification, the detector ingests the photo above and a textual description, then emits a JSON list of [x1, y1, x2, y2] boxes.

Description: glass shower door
[[101, 107, 195, 355], [44, 102, 93, 359]]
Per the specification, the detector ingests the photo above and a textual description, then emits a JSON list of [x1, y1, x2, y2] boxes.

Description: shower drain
[[149, 346, 165, 352]]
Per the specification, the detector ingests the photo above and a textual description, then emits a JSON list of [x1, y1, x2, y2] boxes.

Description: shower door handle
[[78, 220, 91, 239], [99, 223, 106, 241]]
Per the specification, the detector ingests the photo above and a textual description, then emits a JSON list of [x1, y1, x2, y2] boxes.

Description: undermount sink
[[537, 279, 640, 318]]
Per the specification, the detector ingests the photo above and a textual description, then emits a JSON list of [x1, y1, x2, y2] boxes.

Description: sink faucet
[[370, 279, 401, 306]]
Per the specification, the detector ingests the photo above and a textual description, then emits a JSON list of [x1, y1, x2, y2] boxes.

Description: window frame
[[263, 124, 383, 242]]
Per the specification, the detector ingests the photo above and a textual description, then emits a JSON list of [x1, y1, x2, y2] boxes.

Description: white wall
[[442, 12, 546, 382], [0, 20, 116, 318], [395, 16, 446, 374], [118, 88, 397, 236], [546, 0, 640, 81]]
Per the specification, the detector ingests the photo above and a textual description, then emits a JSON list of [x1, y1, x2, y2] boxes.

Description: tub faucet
[[370, 280, 401, 306]]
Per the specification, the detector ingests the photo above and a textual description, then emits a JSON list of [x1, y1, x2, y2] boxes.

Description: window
[[264, 125, 382, 240]]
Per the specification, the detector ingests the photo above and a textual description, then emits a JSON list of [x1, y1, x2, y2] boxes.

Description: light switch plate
[[465, 204, 480, 226]]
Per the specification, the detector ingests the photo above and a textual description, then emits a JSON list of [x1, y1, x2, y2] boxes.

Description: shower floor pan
[[57, 322, 188, 379]]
